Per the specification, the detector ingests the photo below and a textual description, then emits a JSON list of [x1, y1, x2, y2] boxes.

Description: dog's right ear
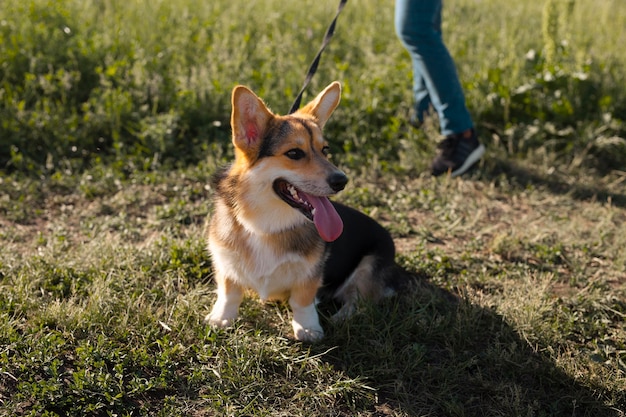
[[231, 85, 273, 159]]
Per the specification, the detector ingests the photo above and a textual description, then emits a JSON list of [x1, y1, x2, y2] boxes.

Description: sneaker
[[431, 128, 485, 177]]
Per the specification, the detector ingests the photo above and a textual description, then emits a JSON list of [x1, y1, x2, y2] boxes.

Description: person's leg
[[394, 0, 473, 136], [412, 74, 431, 126]]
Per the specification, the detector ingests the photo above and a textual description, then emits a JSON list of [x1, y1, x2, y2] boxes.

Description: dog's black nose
[[327, 172, 348, 192]]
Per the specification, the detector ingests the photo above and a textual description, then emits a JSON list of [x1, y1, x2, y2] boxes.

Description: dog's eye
[[321, 146, 330, 157], [285, 149, 306, 160]]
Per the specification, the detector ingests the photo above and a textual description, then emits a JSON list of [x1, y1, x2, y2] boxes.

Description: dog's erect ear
[[298, 81, 341, 128], [231, 85, 273, 153]]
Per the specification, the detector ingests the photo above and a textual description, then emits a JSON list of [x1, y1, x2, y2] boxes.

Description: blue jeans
[[395, 0, 473, 136]]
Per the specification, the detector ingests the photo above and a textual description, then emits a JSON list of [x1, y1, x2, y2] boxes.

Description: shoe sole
[[450, 144, 485, 177]]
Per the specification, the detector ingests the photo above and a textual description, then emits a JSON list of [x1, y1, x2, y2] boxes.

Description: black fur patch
[[258, 120, 292, 159]]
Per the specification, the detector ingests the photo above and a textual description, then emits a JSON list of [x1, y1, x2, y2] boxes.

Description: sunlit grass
[[1, 0, 625, 174]]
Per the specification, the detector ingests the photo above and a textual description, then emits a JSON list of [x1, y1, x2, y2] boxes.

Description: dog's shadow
[[313, 271, 621, 416]]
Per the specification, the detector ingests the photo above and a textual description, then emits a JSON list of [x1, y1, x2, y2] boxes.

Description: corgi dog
[[206, 81, 398, 342]]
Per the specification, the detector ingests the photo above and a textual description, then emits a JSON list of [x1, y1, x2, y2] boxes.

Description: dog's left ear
[[298, 81, 341, 128]]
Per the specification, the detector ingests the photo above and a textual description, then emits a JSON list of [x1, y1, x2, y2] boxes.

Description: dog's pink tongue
[[307, 195, 343, 242]]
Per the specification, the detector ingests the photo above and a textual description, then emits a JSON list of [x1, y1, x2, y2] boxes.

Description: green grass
[[1, 167, 625, 416], [2, 0, 625, 174], [1, 0, 626, 415]]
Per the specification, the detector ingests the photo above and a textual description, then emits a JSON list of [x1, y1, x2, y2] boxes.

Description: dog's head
[[228, 82, 347, 242]]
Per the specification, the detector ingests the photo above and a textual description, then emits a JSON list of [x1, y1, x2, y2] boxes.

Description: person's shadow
[[314, 271, 623, 416], [481, 155, 626, 208]]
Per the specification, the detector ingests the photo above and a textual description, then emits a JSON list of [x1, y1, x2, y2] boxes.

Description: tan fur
[[331, 255, 394, 321]]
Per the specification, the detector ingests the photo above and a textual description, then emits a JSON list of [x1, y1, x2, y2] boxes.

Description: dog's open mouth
[[273, 179, 343, 242]]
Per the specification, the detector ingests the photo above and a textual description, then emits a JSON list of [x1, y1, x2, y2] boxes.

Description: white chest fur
[[209, 232, 320, 300]]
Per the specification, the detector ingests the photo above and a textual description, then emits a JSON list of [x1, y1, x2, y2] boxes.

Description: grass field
[[1, 0, 625, 416]]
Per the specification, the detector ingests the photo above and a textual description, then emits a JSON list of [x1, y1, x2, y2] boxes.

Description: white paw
[[205, 313, 234, 328], [293, 324, 324, 342], [206, 290, 242, 329], [290, 301, 324, 342]]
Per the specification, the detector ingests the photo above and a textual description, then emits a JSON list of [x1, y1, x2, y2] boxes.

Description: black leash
[[288, 0, 348, 114]]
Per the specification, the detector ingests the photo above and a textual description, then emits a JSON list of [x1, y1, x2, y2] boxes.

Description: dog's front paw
[[206, 290, 243, 329], [205, 313, 235, 328], [205, 303, 238, 328], [293, 323, 324, 342], [291, 301, 324, 342]]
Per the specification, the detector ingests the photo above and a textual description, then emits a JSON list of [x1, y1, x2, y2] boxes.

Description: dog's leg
[[289, 279, 324, 342], [331, 255, 394, 322], [206, 273, 244, 328]]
